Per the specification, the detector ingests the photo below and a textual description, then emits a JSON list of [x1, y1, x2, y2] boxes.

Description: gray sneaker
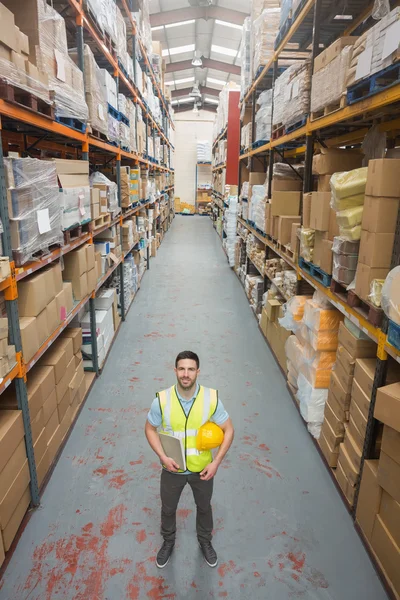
[[156, 541, 175, 568], [199, 541, 218, 567]]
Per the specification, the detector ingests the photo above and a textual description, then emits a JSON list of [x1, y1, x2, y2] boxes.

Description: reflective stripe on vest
[[158, 385, 218, 473]]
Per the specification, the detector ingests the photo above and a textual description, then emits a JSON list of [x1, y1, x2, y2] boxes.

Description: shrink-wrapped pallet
[[273, 60, 311, 128], [252, 8, 281, 78], [255, 90, 272, 143], [5, 157, 63, 266], [240, 17, 252, 98], [311, 46, 353, 115]]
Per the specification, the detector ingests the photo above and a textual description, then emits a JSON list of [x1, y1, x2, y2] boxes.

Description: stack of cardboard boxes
[[18, 263, 74, 363], [0, 328, 86, 563], [62, 243, 96, 303], [260, 298, 290, 372], [356, 376, 400, 597], [319, 322, 376, 470], [268, 174, 302, 247], [80, 289, 118, 369], [52, 159, 91, 231], [0, 317, 16, 379], [355, 159, 400, 303]]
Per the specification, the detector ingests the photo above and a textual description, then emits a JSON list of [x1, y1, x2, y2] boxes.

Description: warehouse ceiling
[[150, 0, 250, 110]]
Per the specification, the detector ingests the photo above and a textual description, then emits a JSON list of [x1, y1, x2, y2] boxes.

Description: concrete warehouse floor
[[0, 216, 388, 599]]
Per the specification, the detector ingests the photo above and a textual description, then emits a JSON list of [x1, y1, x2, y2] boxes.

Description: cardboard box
[[356, 459, 381, 541], [371, 515, 400, 595], [302, 192, 312, 228], [63, 246, 87, 280], [266, 298, 281, 322], [312, 231, 328, 267], [319, 240, 333, 275], [379, 489, 400, 549], [375, 383, 400, 433], [36, 448, 50, 489], [366, 159, 400, 198], [2, 487, 30, 552], [330, 372, 352, 410], [337, 322, 377, 358], [317, 174, 332, 193], [278, 216, 301, 246], [260, 308, 269, 337], [336, 344, 356, 374], [249, 172, 265, 186], [354, 358, 376, 397], [310, 192, 331, 231], [328, 209, 340, 241], [352, 379, 371, 420], [312, 149, 363, 175], [40, 337, 73, 384], [33, 427, 46, 465], [348, 414, 364, 453], [45, 408, 59, 445], [381, 425, 400, 467], [86, 244, 95, 271], [338, 443, 359, 486], [69, 271, 88, 301], [271, 192, 301, 217], [58, 388, 72, 422], [321, 416, 343, 451], [272, 216, 279, 239], [19, 317, 39, 362], [63, 282, 74, 315], [31, 408, 44, 444], [0, 458, 30, 529], [378, 451, 400, 504], [0, 411, 24, 474], [359, 231, 394, 268], [0, 3, 18, 53], [43, 388, 57, 425], [36, 309, 49, 347], [63, 329, 82, 355], [343, 429, 362, 472], [272, 178, 302, 192], [56, 356, 76, 404], [324, 400, 345, 436], [17, 271, 49, 317], [350, 396, 368, 440], [0, 439, 26, 513], [334, 357, 353, 392], [362, 196, 400, 233], [290, 223, 299, 252], [318, 431, 339, 467], [336, 459, 356, 505], [87, 268, 96, 294], [314, 36, 358, 72], [46, 298, 60, 335], [327, 388, 349, 423]]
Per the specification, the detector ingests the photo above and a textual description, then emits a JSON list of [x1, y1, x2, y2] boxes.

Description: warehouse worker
[[145, 350, 234, 569]]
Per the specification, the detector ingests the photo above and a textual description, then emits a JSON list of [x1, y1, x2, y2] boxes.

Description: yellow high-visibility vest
[[157, 385, 218, 473]]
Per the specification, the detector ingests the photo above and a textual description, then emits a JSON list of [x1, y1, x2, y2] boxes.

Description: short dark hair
[[175, 351, 200, 369]]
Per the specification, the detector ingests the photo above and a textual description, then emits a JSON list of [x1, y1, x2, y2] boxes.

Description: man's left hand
[[200, 461, 219, 481]]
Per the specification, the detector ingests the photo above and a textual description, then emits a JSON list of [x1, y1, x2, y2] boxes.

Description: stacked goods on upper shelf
[[118, 167, 141, 208], [273, 59, 311, 130], [252, 5, 280, 78], [197, 141, 212, 163], [0, 3, 49, 105], [246, 235, 265, 274], [269, 163, 302, 247], [310, 38, 357, 117], [265, 259, 297, 300], [347, 7, 400, 91], [319, 320, 377, 470], [98, 69, 119, 144], [241, 121, 252, 153], [255, 90, 272, 144], [281, 292, 343, 438], [212, 82, 240, 142], [249, 177, 267, 233], [5, 157, 63, 267], [3, 0, 88, 123], [240, 17, 251, 99], [63, 242, 98, 303], [355, 159, 400, 305], [70, 45, 108, 139], [117, 94, 130, 151], [260, 291, 291, 371], [51, 159, 91, 231], [90, 172, 119, 218]]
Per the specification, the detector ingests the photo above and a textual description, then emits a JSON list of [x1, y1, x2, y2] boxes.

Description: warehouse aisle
[[0, 216, 387, 600]]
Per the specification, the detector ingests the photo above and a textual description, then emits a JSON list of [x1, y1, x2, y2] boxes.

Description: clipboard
[[159, 432, 186, 471]]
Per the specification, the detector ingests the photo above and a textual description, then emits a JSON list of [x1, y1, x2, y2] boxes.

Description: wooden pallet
[[89, 126, 109, 143], [330, 279, 383, 327], [310, 95, 347, 121], [272, 123, 284, 140], [92, 213, 111, 230], [347, 62, 400, 105], [299, 257, 331, 287], [0, 79, 54, 119], [63, 221, 92, 244]]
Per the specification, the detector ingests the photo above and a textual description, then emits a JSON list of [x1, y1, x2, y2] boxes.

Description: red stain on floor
[[129, 456, 144, 466], [245, 381, 252, 387], [259, 443, 270, 451], [218, 593, 228, 597], [218, 560, 241, 578], [136, 529, 147, 543], [254, 571, 261, 577], [21, 505, 129, 599], [126, 561, 176, 599], [191, 581, 197, 588], [240, 454, 282, 479]]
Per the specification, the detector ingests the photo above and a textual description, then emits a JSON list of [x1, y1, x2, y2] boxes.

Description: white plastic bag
[[372, 0, 390, 19]]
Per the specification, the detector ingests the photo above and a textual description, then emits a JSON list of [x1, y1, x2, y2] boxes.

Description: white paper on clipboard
[[37, 209, 51, 234], [54, 49, 66, 82], [382, 20, 400, 61], [355, 47, 373, 81]]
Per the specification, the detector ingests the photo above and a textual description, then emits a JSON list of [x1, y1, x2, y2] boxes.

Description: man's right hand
[[161, 456, 180, 472]]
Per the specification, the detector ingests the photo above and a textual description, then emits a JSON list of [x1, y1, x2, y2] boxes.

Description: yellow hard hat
[[196, 422, 224, 451]]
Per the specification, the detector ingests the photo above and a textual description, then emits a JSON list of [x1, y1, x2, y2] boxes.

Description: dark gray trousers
[[160, 469, 214, 543]]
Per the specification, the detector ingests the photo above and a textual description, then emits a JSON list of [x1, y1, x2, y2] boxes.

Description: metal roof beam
[[171, 85, 219, 98], [150, 6, 247, 28], [166, 58, 240, 76]]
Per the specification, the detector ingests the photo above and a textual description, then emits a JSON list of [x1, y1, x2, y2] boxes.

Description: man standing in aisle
[[145, 351, 234, 569]]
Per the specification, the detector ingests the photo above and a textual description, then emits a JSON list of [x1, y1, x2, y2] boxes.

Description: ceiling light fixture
[[192, 53, 203, 67], [189, 83, 202, 99]]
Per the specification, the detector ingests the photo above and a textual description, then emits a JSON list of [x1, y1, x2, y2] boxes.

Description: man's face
[[175, 359, 199, 390]]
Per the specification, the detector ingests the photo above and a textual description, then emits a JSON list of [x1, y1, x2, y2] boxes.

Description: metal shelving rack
[[236, 0, 400, 534], [0, 0, 175, 514]]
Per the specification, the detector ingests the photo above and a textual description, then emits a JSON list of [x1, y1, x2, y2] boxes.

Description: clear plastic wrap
[[297, 373, 329, 433], [86, 0, 118, 44], [333, 252, 358, 271], [372, 0, 390, 19], [108, 114, 119, 144], [280, 0, 292, 28], [336, 206, 364, 228], [252, 8, 281, 77], [255, 95, 272, 142], [273, 162, 303, 180], [5, 157, 63, 266], [300, 228, 315, 262], [273, 60, 311, 128], [307, 329, 339, 352], [35, 2, 88, 121], [369, 279, 385, 308], [70, 44, 107, 137], [303, 300, 343, 332], [381, 266, 400, 325], [299, 363, 333, 389], [285, 335, 304, 371], [330, 168, 368, 202], [312, 290, 336, 310], [240, 16, 252, 98], [338, 224, 362, 241], [310, 46, 353, 114], [90, 172, 118, 214], [116, 5, 127, 68], [0, 58, 49, 105], [278, 295, 310, 331], [332, 237, 360, 255]]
